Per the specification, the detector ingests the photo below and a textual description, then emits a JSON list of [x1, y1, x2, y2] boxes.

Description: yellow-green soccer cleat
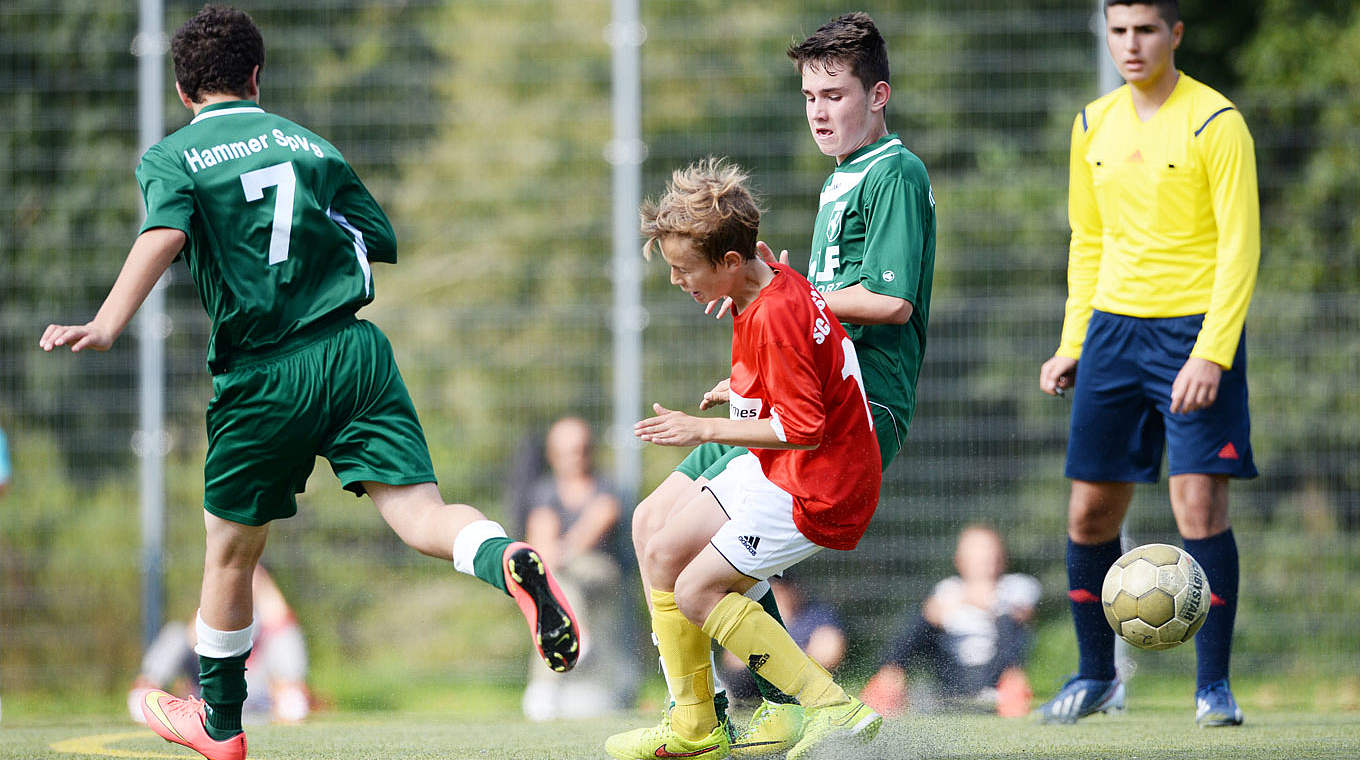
[[605, 710, 731, 760], [731, 700, 804, 756], [785, 696, 881, 760]]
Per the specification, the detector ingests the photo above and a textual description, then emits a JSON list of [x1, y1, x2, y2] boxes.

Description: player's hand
[[1039, 355, 1077, 397], [634, 403, 711, 447], [699, 378, 731, 411], [756, 240, 791, 265], [39, 322, 114, 353], [704, 296, 735, 320], [1169, 356, 1222, 414]]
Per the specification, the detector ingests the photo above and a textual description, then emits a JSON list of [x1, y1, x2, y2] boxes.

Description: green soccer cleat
[[731, 700, 804, 756], [785, 696, 881, 760], [605, 709, 731, 760]]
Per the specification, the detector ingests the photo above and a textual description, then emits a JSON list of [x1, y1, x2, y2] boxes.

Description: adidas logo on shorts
[[748, 653, 770, 672], [738, 535, 761, 556]]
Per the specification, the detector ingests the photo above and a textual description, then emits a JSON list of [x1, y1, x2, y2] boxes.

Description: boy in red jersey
[[604, 159, 882, 760]]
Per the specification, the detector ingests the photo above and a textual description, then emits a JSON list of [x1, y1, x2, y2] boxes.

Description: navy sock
[[1183, 529, 1238, 690], [1067, 537, 1121, 681]]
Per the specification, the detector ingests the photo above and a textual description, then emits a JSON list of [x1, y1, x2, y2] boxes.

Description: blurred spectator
[[861, 524, 1040, 717], [519, 416, 633, 720], [718, 575, 846, 705], [0, 423, 11, 498], [505, 426, 548, 537], [127, 565, 312, 724]]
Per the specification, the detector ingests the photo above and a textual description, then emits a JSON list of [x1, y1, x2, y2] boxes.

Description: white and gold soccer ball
[[1101, 543, 1210, 651]]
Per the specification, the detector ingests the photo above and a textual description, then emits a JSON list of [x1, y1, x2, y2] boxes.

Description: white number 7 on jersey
[[240, 162, 296, 265], [841, 336, 874, 429]]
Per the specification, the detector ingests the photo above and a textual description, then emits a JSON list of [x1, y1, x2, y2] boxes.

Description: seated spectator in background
[[861, 524, 1040, 717], [718, 575, 846, 705], [128, 565, 311, 724], [0, 423, 11, 498], [520, 416, 633, 720]]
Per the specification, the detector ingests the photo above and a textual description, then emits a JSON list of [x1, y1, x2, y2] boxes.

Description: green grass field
[[4, 706, 1357, 760]]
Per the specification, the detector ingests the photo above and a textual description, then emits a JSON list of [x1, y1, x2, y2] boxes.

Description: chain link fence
[[2, 0, 1356, 709]]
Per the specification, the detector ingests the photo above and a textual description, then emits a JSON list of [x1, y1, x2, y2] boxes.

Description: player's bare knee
[[1173, 507, 1229, 540], [632, 498, 659, 555], [671, 573, 720, 626], [641, 533, 684, 590], [1066, 508, 1121, 544], [204, 522, 268, 569]]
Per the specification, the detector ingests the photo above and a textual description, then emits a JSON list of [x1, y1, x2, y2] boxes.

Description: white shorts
[[704, 452, 821, 581]]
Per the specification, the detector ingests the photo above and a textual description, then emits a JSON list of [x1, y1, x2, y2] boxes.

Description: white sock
[[744, 581, 771, 602], [451, 519, 508, 576], [711, 649, 726, 696], [194, 611, 256, 659]]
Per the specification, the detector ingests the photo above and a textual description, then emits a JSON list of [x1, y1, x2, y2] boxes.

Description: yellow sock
[[702, 592, 848, 709], [651, 588, 717, 739]]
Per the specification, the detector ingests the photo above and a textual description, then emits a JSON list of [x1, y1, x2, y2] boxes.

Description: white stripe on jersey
[[327, 208, 373, 296], [846, 137, 903, 166], [819, 150, 903, 207], [190, 106, 265, 125]]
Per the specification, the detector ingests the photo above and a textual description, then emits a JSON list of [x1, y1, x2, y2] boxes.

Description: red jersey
[[729, 263, 882, 550]]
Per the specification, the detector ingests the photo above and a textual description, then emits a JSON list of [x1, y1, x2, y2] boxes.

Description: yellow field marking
[[50, 730, 265, 760]]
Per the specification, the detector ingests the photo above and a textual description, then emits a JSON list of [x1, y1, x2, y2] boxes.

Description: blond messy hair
[[640, 157, 762, 265]]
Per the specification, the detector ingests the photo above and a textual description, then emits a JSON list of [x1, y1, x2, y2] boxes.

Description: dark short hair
[[786, 11, 889, 91], [171, 5, 264, 102], [1105, 0, 1180, 27]]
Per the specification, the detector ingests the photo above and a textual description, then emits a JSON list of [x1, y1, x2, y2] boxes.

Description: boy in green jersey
[[625, 12, 935, 755], [40, 7, 578, 760]]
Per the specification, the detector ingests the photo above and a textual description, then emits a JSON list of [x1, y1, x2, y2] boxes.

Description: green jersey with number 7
[[137, 99, 395, 374]]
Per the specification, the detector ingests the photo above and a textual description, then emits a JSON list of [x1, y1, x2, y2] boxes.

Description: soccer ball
[[1101, 543, 1210, 651]]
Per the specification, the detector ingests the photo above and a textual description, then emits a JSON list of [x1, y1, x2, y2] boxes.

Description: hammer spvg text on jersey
[[183, 128, 325, 174]]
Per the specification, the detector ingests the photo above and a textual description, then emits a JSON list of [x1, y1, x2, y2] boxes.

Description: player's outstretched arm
[[40, 227, 185, 353], [634, 402, 814, 450]]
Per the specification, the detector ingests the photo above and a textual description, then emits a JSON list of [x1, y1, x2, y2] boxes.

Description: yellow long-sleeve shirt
[[1059, 73, 1260, 368]]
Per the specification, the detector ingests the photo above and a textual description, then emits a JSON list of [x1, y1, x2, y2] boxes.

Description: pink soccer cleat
[[140, 689, 247, 760], [502, 542, 581, 673]]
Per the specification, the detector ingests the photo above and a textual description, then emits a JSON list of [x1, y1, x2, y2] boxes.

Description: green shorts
[[204, 318, 436, 526], [674, 402, 905, 481], [675, 442, 745, 481]]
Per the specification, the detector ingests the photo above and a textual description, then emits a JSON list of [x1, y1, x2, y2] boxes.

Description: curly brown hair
[[172, 5, 264, 103], [786, 11, 889, 92], [640, 158, 761, 266]]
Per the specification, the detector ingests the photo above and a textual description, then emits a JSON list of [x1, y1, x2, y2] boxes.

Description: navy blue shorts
[[1065, 310, 1257, 483]]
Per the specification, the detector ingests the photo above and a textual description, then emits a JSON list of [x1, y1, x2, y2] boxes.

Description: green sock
[[750, 590, 800, 705], [472, 536, 514, 595], [198, 652, 248, 740], [714, 688, 729, 724]]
